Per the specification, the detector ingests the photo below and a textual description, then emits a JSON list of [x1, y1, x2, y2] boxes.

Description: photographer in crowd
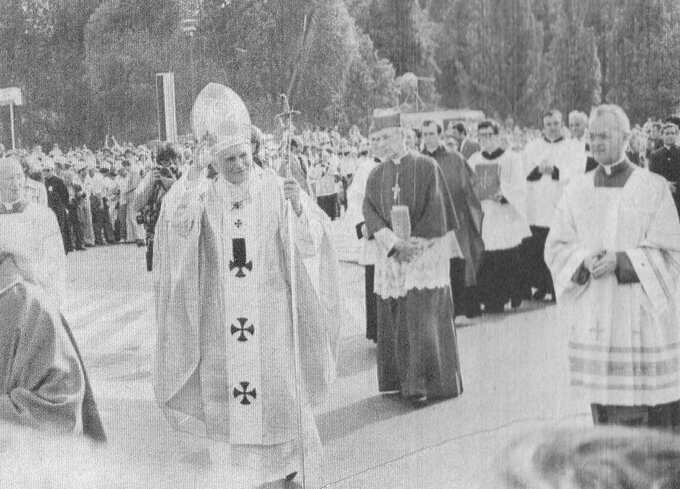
[[131, 142, 180, 271]]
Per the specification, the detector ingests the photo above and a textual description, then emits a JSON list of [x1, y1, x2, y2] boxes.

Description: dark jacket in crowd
[[649, 144, 680, 213], [44, 175, 69, 214]]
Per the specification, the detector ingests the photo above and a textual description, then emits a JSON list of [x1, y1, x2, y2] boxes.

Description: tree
[[295, 0, 357, 127], [604, 0, 680, 122], [330, 31, 399, 132], [364, 0, 438, 77], [454, 0, 552, 125], [84, 0, 184, 143], [0, 0, 105, 148], [548, 0, 601, 114], [433, 0, 476, 108]]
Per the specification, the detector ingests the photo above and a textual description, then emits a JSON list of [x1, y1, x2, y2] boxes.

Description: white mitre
[[191, 83, 251, 155]]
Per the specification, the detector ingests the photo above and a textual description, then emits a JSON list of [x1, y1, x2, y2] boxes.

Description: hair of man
[[543, 109, 563, 123], [156, 143, 179, 164], [568, 110, 588, 124], [452, 122, 466, 135], [589, 104, 631, 134], [478, 119, 500, 135], [422, 120, 442, 135]]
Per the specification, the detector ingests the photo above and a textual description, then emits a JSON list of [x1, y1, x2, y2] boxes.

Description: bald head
[[0, 157, 26, 204], [588, 104, 631, 166]]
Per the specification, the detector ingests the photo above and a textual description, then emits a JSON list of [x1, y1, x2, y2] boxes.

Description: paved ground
[[61, 237, 591, 489]]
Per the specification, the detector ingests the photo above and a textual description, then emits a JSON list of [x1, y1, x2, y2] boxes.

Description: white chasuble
[[0, 202, 65, 307], [546, 170, 680, 406], [153, 167, 342, 487]]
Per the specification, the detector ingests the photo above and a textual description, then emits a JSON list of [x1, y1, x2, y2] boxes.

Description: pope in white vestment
[[152, 84, 341, 487]]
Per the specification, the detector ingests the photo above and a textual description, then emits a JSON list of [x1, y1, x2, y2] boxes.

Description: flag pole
[[277, 94, 307, 488]]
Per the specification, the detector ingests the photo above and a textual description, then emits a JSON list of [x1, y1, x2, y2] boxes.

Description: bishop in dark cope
[[362, 110, 463, 403]]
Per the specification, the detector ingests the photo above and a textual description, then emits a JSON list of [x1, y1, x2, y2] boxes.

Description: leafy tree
[[330, 31, 399, 132], [604, 0, 680, 122], [454, 0, 552, 125], [364, 0, 437, 77], [84, 0, 184, 143], [433, 0, 476, 108], [295, 0, 357, 127], [0, 0, 106, 148], [548, 0, 601, 114]]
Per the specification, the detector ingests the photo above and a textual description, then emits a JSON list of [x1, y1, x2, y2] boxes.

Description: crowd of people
[[4, 88, 680, 489], [0, 140, 157, 253]]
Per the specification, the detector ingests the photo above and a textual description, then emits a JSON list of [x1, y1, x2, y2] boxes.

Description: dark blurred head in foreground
[[497, 426, 680, 489]]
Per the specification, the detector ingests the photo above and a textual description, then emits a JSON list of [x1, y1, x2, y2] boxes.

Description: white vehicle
[[400, 109, 485, 133]]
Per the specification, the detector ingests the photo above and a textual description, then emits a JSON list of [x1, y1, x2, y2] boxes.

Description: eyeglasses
[[588, 130, 623, 143]]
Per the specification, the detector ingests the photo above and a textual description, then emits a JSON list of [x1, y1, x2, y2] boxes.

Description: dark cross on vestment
[[233, 381, 257, 405], [235, 219, 243, 228], [230, 317, 255, 342], [229, 237, 253, 277]]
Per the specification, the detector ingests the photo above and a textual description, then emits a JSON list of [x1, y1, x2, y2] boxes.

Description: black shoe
[[532, 289, 547, 301], [84, 243, 94, 247], [465, 306, 482, 319], [285, 472, 297, 482], [511, 297, 522, 309], [75, 246, 86, 251], [484, 304, 505, 314]]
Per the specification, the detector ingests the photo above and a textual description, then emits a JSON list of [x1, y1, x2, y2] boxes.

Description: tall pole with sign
[[0, 87, 23, 150]]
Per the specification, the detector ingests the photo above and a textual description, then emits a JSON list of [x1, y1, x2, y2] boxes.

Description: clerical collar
[[543, 136, 564, 144], [599, 158, 627, 176], [389, 150, 409, 166], [481, 148, 504, 160]]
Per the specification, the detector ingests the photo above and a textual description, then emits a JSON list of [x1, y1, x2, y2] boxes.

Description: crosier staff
[[276, 93, 307, 488]]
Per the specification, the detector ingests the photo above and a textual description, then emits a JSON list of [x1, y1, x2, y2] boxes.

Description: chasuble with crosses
[[152, 167, 340, 449]]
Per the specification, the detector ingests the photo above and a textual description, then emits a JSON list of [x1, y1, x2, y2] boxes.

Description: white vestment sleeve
[[544, 188, 594, 298], [39, 209, 66, 308], [374, 227, 399, 254], [625, 182, 680, 316], [501, 152, 528, 217]]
